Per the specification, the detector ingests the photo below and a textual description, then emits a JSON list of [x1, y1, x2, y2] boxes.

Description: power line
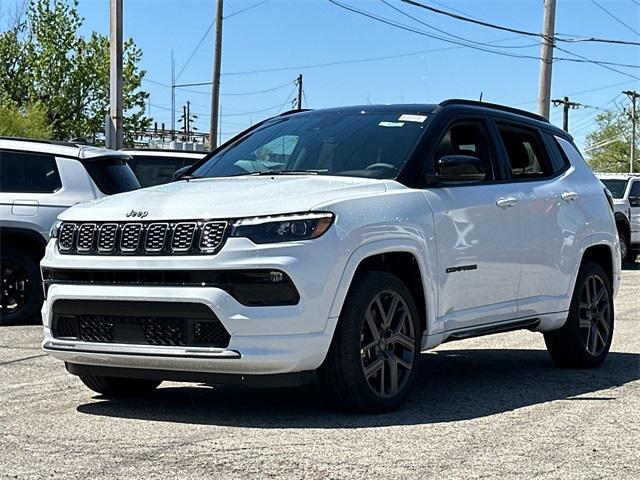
[[401, 0, 640, 46], [225, 0, 271, 19], [589, 0, 640, 37], [327, 0, 640, 76], [176, 20, 215, 81], [176, 81, 294, 96], [379, 0, 539, 49]]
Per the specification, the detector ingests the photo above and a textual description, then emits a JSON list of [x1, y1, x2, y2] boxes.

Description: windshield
[[193, 111, 428, 179], [600, 179, 628, 199]]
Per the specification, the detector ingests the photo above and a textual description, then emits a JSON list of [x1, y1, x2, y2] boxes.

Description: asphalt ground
[[1, 264, 639, 479]]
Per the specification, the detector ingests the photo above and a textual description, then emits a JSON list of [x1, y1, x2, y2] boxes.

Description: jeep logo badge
[[125, 209, 148, 218]]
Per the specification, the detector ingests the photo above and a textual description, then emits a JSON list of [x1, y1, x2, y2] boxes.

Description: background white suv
[[597, 173, 640, 263], [0, 137, 140, 324], [41, 100, 620, 412]]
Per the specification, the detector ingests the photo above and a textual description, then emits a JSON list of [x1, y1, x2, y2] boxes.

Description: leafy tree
[[0, 0, 150, 144], [0, 101, 52, 138], [585, 109, 637, 173]]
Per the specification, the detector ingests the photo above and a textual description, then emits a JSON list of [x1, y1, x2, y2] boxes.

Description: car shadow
[[76, 349, 640, 428]]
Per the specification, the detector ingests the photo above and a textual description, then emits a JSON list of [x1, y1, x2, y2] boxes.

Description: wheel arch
[[0, 227, 47, 261], [614, 212, 631, 241], [328, 240, 438, 343]]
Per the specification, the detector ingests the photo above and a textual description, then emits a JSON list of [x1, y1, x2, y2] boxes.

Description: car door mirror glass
[[434, 154, 487, 184]]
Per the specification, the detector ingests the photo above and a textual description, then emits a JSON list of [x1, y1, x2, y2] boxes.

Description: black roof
[[278, 99, 567, 138]]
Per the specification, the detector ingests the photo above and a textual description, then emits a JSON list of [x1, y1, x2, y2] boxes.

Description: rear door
[[492, 123, 584, 316], [421, 117, 522, 332], [0, 149, 65, 237]]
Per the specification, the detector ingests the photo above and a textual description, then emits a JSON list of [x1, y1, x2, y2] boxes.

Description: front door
[[421, 119, 522, 332]]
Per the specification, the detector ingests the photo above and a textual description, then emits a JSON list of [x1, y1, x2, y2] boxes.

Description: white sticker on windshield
[[398, 114, 427, 123], [378, 121, 405, 128]]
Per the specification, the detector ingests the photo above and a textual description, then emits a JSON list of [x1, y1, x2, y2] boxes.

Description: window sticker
[[398, 114, 428, 123], [378, 121, 405, 128]]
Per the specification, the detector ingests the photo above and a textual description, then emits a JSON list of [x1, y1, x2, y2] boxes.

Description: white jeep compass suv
[[41, 100, 620, 412]]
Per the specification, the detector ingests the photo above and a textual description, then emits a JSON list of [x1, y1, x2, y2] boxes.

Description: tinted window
[[128, 155, 196, 187], [631, 180, 640, 197], [429, 122, 492, 184], [193, 111, 428, 180], [600, 179, 628, 199], [497, 125, 550, 179], [83, 157, 140, 195], [0, 150, 62, 193]]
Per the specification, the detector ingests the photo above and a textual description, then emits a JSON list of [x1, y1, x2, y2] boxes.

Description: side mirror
[[432, 154, 486, 184], [629, 196, 640, 207], [173, 165, 190, 180]]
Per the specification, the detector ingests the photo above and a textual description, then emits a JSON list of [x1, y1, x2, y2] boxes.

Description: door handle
[[496, 197, 518, 208], [561, 191, 579, 202]]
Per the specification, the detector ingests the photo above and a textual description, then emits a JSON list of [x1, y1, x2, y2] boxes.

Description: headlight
[[230, 212, 334, 244], [49, 220, 63, 239]]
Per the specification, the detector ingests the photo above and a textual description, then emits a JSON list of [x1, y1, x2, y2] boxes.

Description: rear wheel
[[619, 230, 632, 264], [544, 260, 614, 368], [0, 247, 42, 325], [320, 271, 421, 413], [79, 375, 162, 397]]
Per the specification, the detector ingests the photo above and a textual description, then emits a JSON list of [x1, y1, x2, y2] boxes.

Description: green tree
[[0, 0, 150, 144], [585, 109, 637, 173], [0, 101, 52, 138]]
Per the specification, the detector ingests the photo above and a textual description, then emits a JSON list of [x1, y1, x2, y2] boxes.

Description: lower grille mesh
[[51, 301, 231, 348]]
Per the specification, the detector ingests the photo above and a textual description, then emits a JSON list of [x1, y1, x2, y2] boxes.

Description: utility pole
[[171, 50, 176, 140], [537, 0, 556, 120], [552, 96, 582, 132], [296, 74, 303, 110], [107, 0, 123, 149], [624, 90, 639, 173], [209, 0, 224, 149]]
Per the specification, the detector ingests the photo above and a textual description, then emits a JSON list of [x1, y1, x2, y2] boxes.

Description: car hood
[[59, 175, 393, 221]]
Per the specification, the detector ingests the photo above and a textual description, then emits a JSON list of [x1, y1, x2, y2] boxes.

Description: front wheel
[[619, 230, 632, 264], [544, 260, 614, 368], [320, 271, 421, 413], [1, 247, 43, 325], [79, 375, 162, 397]]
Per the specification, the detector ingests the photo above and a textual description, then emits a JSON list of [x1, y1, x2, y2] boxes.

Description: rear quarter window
[[127, 155, 196, 187], [0, 150, 62, 193], [83, 157, 140, 195]]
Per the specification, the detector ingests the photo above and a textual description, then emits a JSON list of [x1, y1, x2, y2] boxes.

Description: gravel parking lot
[[1, 266, 638, 480]]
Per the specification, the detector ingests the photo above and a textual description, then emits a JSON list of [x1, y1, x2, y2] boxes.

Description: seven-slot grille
[[57, 221, 228, 255]]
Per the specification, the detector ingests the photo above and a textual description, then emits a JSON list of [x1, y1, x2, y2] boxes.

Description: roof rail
[[439, 99, 548, 123], [278, 108, 312, 117], [0, 136, 78, 147]]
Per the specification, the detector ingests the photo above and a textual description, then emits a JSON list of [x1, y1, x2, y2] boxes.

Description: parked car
[[596, 173, 640, 263], [0, 137, 140, 324], [41, 100, 620, 412], [122, 149, 205, 187]]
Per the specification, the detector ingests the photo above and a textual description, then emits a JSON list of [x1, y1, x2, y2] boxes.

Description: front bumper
[[41, 234, 346, 376]]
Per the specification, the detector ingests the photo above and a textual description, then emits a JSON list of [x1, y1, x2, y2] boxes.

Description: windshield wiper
[[175, 174, 201, 181], [231, 170, 320, 177]]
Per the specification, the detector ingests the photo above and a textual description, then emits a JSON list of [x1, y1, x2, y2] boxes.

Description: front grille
[[52, 300, 231, 348], [145, 223, 168, 251], [98, 224, 118, 252], [57, 220, 228, 255]]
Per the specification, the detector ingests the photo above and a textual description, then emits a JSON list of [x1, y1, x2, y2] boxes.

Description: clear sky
[[54, 1, 640, 146]]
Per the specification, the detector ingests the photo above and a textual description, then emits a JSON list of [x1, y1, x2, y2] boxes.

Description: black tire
[[544, 260, 614, 368], [79, 375, 162, 397], [320, 271, 421, 413], [0, 246, 43, 325], [619, 230, 632, 264]]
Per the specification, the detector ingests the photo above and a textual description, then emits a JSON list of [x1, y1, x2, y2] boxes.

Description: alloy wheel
[[578, 274, 612, 356], [360, 290, 416, 398], [1, 261, 31, 315]]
